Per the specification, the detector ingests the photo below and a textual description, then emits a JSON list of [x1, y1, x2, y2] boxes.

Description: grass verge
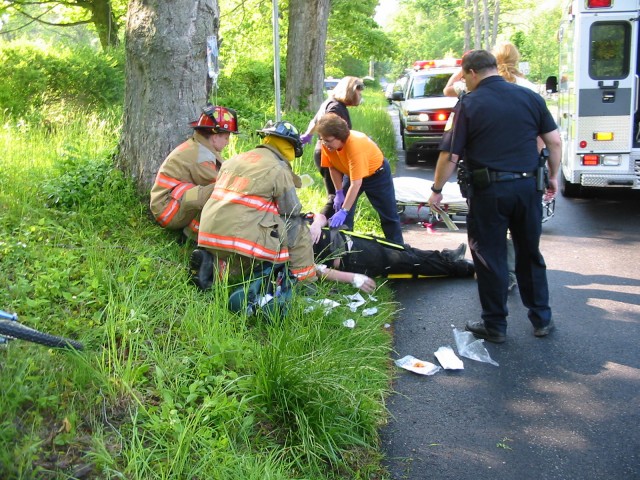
[[0, 93, 398, 479]]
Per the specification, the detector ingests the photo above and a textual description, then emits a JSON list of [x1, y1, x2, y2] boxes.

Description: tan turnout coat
[[149, 132, 224, 235], [198, 145, 316, 281]]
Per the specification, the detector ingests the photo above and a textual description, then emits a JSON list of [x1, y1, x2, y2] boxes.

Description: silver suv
[[392, 61, 460, 165]]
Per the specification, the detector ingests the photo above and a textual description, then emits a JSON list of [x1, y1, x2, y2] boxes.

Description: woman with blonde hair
[[493, 42, 537, 91], [300, 76, 365, 201]]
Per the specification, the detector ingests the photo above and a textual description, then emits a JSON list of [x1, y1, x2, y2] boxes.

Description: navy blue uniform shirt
[[451, 75, 557, 172]]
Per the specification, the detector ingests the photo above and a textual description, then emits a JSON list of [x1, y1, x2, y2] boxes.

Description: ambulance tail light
[[582, 154, 600, 166], [587, 0, 612, 8]]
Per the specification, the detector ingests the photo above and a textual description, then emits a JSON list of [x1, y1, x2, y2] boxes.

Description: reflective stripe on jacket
[[150, 132, 223, 230], [198, 145, 316, 279]]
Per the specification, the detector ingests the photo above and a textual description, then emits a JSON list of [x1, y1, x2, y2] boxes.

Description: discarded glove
[[329, 208, 348, 228], [333, 189, 345, 212]]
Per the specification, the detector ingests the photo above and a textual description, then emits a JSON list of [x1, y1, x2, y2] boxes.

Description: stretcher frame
[[394, 177, 468, 231], [393, 177, 556, 231]]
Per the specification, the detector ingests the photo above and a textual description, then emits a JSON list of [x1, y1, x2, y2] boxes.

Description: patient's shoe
[[453, 259, 475, 277], [443, 243, 467, 262]]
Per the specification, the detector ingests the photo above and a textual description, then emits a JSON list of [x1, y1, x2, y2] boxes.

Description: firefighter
[[191, 120, 317, 290], [149, 104, 239, 239]]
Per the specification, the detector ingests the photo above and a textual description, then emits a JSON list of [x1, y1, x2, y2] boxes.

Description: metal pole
[[272, 0, 281, 121]]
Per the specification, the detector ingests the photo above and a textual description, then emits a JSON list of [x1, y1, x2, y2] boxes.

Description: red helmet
[[189, 105, 239, 133]]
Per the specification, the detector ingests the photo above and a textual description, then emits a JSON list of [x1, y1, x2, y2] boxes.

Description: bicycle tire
[[0, 319, 84, 350]]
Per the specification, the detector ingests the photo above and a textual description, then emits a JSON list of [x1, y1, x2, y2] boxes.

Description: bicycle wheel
[[0, 319, 84, 350]]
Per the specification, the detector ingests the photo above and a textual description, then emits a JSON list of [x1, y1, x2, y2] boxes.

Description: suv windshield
[[408, 73, 450, 98]]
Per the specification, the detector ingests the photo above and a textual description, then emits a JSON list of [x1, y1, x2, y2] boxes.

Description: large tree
[[117, 0, 219, 191], [0, 0, 124, 49], [284, 0, 330, 112]]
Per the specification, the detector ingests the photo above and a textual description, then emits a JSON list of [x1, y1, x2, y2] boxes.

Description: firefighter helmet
[[189, 105, 239, 134], [256, 120, 303, 157]]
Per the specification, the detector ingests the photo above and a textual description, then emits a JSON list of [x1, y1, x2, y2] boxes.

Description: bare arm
[[342, 178, 362, 212], [540, 129, 562, 199], [310, 213, 376, 292], [316, 265, 377, 293], [428, 151, 460, 207], [329, 167, 344, 193], [309, 213, 328, 244], [443, 68, 465, 97]]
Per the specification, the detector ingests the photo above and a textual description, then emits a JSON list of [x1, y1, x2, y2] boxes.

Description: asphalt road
[[379, 108, 640, 480]]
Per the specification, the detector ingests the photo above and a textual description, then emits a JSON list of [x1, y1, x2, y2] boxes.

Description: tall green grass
[[0, 93, 397, 479]]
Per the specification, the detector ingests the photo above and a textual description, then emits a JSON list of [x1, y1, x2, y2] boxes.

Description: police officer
[[428, 50, 562, 343]]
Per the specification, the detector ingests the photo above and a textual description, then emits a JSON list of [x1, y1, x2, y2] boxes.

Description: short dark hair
[[462, 50, 497, 73], [315, 113, 350, 142]]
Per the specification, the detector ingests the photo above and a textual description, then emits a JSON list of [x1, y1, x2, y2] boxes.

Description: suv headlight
[[407, 113, 430, 122]]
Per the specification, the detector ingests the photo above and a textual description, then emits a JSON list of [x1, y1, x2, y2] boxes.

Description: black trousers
[[466, 177, 551, 333], [338, 234, 469, 278]]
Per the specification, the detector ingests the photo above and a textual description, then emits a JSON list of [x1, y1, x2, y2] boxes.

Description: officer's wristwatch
[[431, 184, 443, 194]]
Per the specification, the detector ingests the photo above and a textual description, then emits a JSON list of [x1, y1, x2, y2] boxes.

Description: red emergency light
[[413, 58, 462, 70], [587, 0, 612, 8], [435, 112, 448, 122]]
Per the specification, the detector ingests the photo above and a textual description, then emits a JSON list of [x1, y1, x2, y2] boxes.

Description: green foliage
[[0, 39, 124, 119], [327, 0, 393, 77], [0, 90, 396, 478], [41, 145, 129, 211], [512, 5, 563, 82], [216, 59, 277, 124]]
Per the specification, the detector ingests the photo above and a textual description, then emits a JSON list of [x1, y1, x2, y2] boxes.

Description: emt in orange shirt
[[315, 113, 404, 244]]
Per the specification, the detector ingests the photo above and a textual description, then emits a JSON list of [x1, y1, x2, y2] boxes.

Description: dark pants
[[342, 158, 404, 245], [466, 177, 551, 333], [314, 144, 336, 197]]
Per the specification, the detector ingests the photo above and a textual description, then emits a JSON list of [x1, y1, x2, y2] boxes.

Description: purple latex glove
[[300, 133, 313, 145], [329, 209, 348, 228], [333, 189, 345, 212]]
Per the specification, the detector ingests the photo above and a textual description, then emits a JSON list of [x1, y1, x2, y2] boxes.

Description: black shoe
[[453, 259, 475, 277], [465, 321, 506, 344], [189, 249, 214, 291], [443, 243, 467, 262], [534, 319, 555, 337]]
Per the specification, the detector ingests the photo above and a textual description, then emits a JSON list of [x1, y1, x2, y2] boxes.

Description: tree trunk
[[483, 0, 490, 49], [473, 0, 481, 49], [464, 0, 471, 53], [492, 0, 500, 48], [284, 0, 330, 112], [90, 0, 120, 49], [117, 0, 219, 192]]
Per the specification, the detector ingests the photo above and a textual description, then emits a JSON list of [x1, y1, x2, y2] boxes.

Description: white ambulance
[[551, 0, 640, 197]]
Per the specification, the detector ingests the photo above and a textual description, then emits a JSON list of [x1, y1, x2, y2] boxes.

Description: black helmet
[[257, 120, 303, 158]]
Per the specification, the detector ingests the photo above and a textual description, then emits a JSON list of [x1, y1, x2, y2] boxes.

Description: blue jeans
[[342, 158, 404, 245]]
